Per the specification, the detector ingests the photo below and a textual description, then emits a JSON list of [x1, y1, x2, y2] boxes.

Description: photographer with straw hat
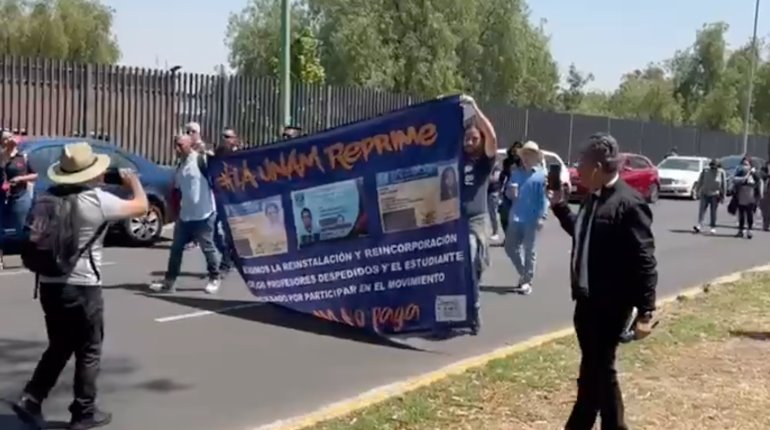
[[12, 141, 148, 430]]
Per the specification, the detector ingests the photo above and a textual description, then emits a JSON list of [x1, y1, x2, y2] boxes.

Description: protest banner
[[208, 96, 477, 335]]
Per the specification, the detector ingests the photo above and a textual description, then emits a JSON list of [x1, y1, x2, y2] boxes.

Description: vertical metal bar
[[567, 113, 574, 164], [119, 67, 127, 149], [100, 64, 107, 138], [9, 56, 16, 130], [44, 58, 52, 135], [0, 56, 5, 128], [137, 69, 146, 158], [62, 61, 70, 135], [108, 65, 116, 142], [131, 67, 140, 153], [26, 57, 33, 135], [82, 63, 91, 136]]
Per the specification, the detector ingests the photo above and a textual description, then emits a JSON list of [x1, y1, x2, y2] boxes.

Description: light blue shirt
[[175, 152, 216, 222], [508, 166, 548, 225]]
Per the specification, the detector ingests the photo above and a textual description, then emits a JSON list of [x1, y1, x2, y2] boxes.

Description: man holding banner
[[459, 96, 497, 332]]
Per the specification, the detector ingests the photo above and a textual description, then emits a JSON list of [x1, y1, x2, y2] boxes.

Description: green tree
[[226, 0, 325, 84], [558, 63, 594, 112], [0, 0, 119, 63], [609, 65, 683, 124]]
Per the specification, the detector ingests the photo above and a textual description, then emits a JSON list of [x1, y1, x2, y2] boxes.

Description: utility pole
[[280, 0, 291, 129], [742, 0, 761, 154]]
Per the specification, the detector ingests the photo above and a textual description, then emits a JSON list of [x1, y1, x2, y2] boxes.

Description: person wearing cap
[[457, 95, 497, 335], [503, 141, 548, 295], [0, 130, 37, 270], [693, 158, 726, 235], [211, 128, 240, 275], [149, 133, 222, 294], [548, 132, 657, 430], [12, 142, 148, 430]]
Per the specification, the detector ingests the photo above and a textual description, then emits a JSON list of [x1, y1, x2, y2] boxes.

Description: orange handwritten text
[[312, 304, 421, 332], [324, 123, 438, 170], [258, 146, 325, 182]]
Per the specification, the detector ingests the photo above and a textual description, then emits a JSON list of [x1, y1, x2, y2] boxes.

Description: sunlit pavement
[[1, 199, 767, 430]]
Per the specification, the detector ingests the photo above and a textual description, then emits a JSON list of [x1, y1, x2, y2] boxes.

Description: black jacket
[[552, 179, 657, 313]]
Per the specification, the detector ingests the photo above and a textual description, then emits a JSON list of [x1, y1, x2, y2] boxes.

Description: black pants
[[738, 204, 755, 231], [25, 283, 104, 418], [565, 299, 629, 430]]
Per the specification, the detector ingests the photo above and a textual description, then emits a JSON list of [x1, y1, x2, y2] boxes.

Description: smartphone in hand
[[547, 163, 562, 191]]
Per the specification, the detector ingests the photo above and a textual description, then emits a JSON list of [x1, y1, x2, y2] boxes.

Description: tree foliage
[[226, 0, 559, 107], [0, 0, 119, 63]]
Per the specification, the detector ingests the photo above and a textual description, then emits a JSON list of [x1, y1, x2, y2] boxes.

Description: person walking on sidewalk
[[149, 134, 221, 294], [732, 157, 762, 239], [498, 141, 522, 234], [550, 133, 658, 430], [12, 142, 148, 430], [503, 141, 548, 295], [692, 158, 726, 235]]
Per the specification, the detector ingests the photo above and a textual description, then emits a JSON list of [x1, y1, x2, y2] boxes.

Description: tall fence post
[[81, 63, 91, 136], [567, 112, 575, 164], [325, 85, 332, 129], [523, 108, 529, 139]]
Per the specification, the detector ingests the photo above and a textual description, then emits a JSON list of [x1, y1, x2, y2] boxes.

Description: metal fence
[[1, 55, 768, 165]]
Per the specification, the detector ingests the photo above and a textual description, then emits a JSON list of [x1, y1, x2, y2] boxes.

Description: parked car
[[568, 152, 660, 203], [719, 155, 766, 196], [10, 137, 176, 246], [495, 148, 572, 196], [657, 156, 709, 199]]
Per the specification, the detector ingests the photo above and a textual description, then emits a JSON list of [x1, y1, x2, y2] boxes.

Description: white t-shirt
[[39, 188, 127, 286]]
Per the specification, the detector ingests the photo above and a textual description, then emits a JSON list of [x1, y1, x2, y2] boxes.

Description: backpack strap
[[196, 153, 214, 188]]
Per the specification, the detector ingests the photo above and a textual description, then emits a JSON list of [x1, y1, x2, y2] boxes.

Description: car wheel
[[124, 204, 163, 245], [647, 183, 659, 204]]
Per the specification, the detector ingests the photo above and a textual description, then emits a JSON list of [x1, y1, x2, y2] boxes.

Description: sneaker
[[747, 231, 753, 239], [735, 230, 744, 238], [489, 234, 501, 242], [69, 409, 112, 430], [709, 228, 717, 235], [148, 279, 175, 293], [11, 394, 44, 427], [693, 225, 701, 233], [204, 279, 221, 294], [517, 283, 533, 295]]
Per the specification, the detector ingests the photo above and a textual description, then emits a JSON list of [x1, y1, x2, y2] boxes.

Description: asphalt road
[[1, 199, 768, 430]]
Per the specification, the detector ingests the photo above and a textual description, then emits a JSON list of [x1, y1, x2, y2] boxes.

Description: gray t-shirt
[[462, 154, 494, 217], [39, 188, 127, 286]]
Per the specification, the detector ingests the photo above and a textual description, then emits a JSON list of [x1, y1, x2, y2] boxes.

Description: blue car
[[8, 137, 176, 246]]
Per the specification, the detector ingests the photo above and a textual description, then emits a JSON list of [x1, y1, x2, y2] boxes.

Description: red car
[[568, 152, 660, 203]]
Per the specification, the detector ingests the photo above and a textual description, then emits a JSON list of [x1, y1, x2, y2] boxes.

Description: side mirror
[[622, 165, 633, 172]]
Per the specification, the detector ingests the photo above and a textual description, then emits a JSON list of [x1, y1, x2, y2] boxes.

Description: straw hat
[[47, 142, 111, 185], [517, 140, 542, 156]]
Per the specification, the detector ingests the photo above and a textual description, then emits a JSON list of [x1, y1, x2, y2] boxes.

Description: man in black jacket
[[549, 133, 657, 430]]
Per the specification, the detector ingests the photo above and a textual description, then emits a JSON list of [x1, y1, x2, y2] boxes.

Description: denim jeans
[[697, 195, 719, 228], [0, 191, 33, 249], [487, 192, 500, 236], [504, 221, 539, 284], [165, 213, 220, 282], [213, 217, 233, 272], [25, 284, 104, 418]]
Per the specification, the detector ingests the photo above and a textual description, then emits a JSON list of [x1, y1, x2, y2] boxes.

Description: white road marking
[[155, 302, 262, 323], [0, 261, 117, 277]]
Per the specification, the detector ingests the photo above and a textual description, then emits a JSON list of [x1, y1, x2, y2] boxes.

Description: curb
[[250, 263, 770, 430]]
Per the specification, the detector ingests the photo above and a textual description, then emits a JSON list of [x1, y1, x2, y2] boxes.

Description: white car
[[657, 156, 709, 199], [495, 148, 571, 193]]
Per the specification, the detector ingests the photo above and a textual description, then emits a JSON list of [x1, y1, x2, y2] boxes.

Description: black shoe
[[11, 395, 44, 427], [69, 409, 112, 430], [747, 231, 754, 239]]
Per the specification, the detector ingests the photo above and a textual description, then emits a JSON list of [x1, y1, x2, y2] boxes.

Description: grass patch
[[308, 272, 770, 430]]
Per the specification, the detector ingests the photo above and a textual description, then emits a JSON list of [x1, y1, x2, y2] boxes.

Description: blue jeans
[[213, 217, 233, 272], [504, 221, 539, 284], [165, 213, 220, 282], [697, 195, 719, 228], [1, 191, 33, 250]]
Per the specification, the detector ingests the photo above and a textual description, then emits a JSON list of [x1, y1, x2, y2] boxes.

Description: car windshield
[[658, 158, 701, 172], [544, 154, 559, 167], [720, 156, 743, 171]]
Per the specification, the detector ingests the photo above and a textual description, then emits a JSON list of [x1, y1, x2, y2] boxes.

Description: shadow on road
[[668, 228, 746, 238], [0, 337, 191, 426], [479, 286, 523, 295], [730, 330, 770, 341], [108, 285, 425, 351]]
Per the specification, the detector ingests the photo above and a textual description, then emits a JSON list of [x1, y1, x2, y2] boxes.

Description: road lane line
[[251, 263, 770, 430], [0, 261, 117, 277], [155, 302, 262, 323]]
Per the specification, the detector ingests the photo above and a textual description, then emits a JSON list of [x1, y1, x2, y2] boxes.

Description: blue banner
[[208, 96, 476, 335]]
